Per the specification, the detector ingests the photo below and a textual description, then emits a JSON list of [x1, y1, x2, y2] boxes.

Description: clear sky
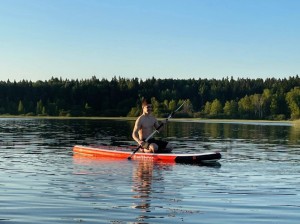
[[0, 0, 299, 82]]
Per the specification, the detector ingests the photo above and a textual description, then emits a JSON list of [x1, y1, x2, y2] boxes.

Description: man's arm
[[154, 117, 165, 131], [153, 117, 160, 129], [132, 117, 143, 145]]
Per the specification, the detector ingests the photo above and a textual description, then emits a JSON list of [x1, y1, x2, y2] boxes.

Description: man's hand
[[141, 141, 150, 149]]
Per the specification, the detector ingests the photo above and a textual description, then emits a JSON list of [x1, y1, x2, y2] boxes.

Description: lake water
[[0, 118, 299, 223]]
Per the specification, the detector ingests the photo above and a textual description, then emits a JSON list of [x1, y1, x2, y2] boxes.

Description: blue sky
[[0, 0, 299, 81]]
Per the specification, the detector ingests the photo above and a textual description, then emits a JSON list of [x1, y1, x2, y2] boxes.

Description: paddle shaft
[[127, 100, 186, 160]]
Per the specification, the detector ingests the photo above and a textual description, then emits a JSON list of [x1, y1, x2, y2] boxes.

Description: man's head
[[142, 98, 152, 114]]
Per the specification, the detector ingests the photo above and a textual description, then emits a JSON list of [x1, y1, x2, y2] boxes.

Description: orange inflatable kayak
[[73, 145, 221, 164]]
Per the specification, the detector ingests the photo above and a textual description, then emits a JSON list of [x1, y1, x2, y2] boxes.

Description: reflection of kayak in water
[[73, 145, 221, 164]]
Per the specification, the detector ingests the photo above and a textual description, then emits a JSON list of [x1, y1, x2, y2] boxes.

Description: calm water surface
[[0, 118, 300, 223]]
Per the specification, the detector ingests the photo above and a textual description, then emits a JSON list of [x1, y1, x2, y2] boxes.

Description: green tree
[[18, 100, 24, 114], [238, 95, 253, 118], [179, 99, 193, 117], [251, 94, 264, 118], [168, 99, 177, 111], [42, 106, 46, 115], [127, 106, 140, 117], [210, 99, 223, 116], [2, 75, 300, 119], [262, 88, 272, 117], [151, 97, 161, 116], [270, 95, 279, 116], [204, 101, 211, 115], [224, 100, 238, 117], [286, 87, 300, 119], [198, 81, 209, 107], [36, 100, 43, 115]]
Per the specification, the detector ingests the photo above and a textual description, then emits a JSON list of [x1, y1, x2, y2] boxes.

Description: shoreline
[[0, 115, 294, 125]]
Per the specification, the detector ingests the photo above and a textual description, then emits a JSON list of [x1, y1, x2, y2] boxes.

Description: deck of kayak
[[73, 145, 221, 164]]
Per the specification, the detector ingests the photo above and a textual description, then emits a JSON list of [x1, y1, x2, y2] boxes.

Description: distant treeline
[[1, 76, 300, 120]]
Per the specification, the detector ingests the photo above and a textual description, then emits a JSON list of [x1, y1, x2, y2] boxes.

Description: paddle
[[127, 100, 186, 160]]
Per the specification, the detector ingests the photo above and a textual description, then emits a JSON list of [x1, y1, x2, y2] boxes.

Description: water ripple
[[0, 118, 300, 223]]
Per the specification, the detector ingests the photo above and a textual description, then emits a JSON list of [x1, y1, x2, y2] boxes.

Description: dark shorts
[[145, 138, 169, 153]]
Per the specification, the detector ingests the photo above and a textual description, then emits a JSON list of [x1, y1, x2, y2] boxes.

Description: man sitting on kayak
[[132, 98, 173, 153]]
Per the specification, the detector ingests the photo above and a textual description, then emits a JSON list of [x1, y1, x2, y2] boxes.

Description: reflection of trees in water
[[67, 119, 297, 147], [164, 121, 294, 144], [290, 123, 300, 144]]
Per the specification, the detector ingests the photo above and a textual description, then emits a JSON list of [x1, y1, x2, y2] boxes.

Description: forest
[[0, 75, 300, 120]]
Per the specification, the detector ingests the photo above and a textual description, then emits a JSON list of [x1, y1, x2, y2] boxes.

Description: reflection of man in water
[[131, 161, 175, 222], [132, 161, 153, 212]]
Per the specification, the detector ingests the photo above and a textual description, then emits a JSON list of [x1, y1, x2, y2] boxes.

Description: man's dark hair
[[141, 98, 151, 108]]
